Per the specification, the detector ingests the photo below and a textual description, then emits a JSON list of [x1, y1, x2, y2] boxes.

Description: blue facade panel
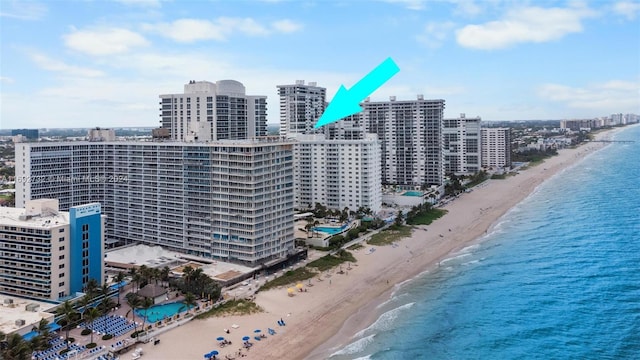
[[69, 203, 103, 294]]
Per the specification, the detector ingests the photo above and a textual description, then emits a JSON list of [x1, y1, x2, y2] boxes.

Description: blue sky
[[1, 0, 639, 129]]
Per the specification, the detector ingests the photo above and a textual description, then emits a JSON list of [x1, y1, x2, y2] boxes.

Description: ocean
[[328, 125, 640, 360]]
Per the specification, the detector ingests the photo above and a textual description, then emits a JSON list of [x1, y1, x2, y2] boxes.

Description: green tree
[[125, 293, 142, 335], [84, 278, 99, 301], [160, 266, 171, 287], [140, 297, 154, 332], [183, 292, 197, 315], [394, 211, 403, 227], [30, 318, 52, 352], [114, 271, 126, 305], [84, 307, 101, 345], [55, 301, 77, 349], [2, 333, 32, 360]]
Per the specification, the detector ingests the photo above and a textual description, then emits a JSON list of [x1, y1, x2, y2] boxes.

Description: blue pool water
[[326, 124, 640, 359], [403, 191, 423, 196], [135, 302, 192, 323], [313, 224, 348, 235]]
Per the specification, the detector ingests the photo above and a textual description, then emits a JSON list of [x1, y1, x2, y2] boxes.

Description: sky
[[1, 0, 639, 129]]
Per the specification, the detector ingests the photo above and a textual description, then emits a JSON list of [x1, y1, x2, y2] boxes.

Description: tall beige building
[[159, 80, 267, 142]]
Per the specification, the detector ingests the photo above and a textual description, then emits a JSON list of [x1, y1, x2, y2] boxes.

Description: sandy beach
[[137, 128, 622, 360]]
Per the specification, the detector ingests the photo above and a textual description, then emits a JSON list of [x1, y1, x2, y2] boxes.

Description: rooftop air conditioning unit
[[15, 319, 25, 326]]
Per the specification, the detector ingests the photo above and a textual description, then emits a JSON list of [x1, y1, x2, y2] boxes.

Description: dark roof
[[137, 284, 167, 298]]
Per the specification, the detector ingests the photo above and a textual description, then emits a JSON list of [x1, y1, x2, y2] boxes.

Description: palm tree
[[304, 222, 314, 238], [183, 292, 197, 315], [160, 266, 170, 287], [100, 296, 115, 315], [114, 271, 126, 306], [31, 318, 52, 352], [140, 297, 154, 332], [129, 267, 138, 291], [2, 333, 32, 360], [182, 265, 193, 287], [56, 301, 77, 349], [84, 278, 99, 301], [78, 296, 91, 330], [84, 307, 101, 345], [125, 294, 142, 335]]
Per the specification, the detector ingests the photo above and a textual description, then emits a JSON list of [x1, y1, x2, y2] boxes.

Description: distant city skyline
[[1, 0, 639, 129]]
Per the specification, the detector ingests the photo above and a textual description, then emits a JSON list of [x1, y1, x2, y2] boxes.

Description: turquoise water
[[328, 125, 640, 359], [135, 302, 191, 323], [403, 191, 423, 197], [314, 224, 348, 235]]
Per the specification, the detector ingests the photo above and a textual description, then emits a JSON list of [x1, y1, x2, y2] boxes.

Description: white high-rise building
[[291, 133, 382, 213], [481, 128, 511, 169], [159, 80, 267, 142], [15, 139, 294, 266], [277, 80, 326, 137], [330, 96, 445, 186], [442, 114, 482, 174]]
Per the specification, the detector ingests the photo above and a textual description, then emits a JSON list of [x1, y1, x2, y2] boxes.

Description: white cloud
[[272, 19, 303, 33], [113, 0, 162, 7], [63, 28, 150, 56], [383, 0, 426, 10], [143, 17, 302, 43], [416, 21, 456, 48], [612, 1, 640, 20], [456, 4, 597, 50], [538, 80, 640, 114], [30, 53, 105, 77], [0, 76, 15, 84], [0, 0, 47, 20]]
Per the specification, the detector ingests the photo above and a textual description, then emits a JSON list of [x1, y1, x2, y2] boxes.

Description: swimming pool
[[313, 224, 348, 235], [135, 302, 193, 323], [403, 191, 424, 196]]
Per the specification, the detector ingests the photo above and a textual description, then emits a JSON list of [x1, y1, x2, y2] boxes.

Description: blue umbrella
[[204, 353, 211, 359], [210, 350, 219, 356], [216, 337, 224, 341], [242, 336, 250, 341], [254, 329, 261, 333]]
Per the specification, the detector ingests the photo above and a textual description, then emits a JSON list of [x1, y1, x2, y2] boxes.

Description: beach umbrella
[[287, 288, 294, 294], [254, 329, 261, 333], [204, 353, 211, 359], [216, 336, 224, 341], [296, 283, 303, 289], [242, 336, 250, 341], [210, 350, 219, 356]]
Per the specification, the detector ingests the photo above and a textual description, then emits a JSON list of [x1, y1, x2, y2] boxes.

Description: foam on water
[[353, 302, 415, 339], [329, 334, 376, 356]]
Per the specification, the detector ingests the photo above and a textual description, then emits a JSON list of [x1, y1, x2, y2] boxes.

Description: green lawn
[[406, 209, 448, 226], [259, 267, 317, 291], [307, 251, 356, 272], [367, 225, 412, 245], [195, 299, 263, 319]]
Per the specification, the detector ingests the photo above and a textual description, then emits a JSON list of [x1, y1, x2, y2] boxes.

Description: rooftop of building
[[105, 244, 257, 283], [21, 137, 295, 147], [0, 295, 57, 335], [0, 200, 69, 229]]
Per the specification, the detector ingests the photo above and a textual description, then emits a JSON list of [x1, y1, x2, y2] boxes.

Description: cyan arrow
[[314, 57, 400, 128]]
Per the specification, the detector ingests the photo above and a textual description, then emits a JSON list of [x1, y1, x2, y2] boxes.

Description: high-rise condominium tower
[[277, 80, 326, 137], [15, 139, 295, 266], [442, 114, 482, 175], [159, 80, 267, 142], [481, 128, 511, 169], [330, 96, 445, 187]]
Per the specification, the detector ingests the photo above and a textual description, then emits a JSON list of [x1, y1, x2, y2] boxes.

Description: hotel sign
[[73, 203, 101, 218]]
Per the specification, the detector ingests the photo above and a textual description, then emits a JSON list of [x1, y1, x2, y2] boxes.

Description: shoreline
[[136, 126, 626, 360]]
